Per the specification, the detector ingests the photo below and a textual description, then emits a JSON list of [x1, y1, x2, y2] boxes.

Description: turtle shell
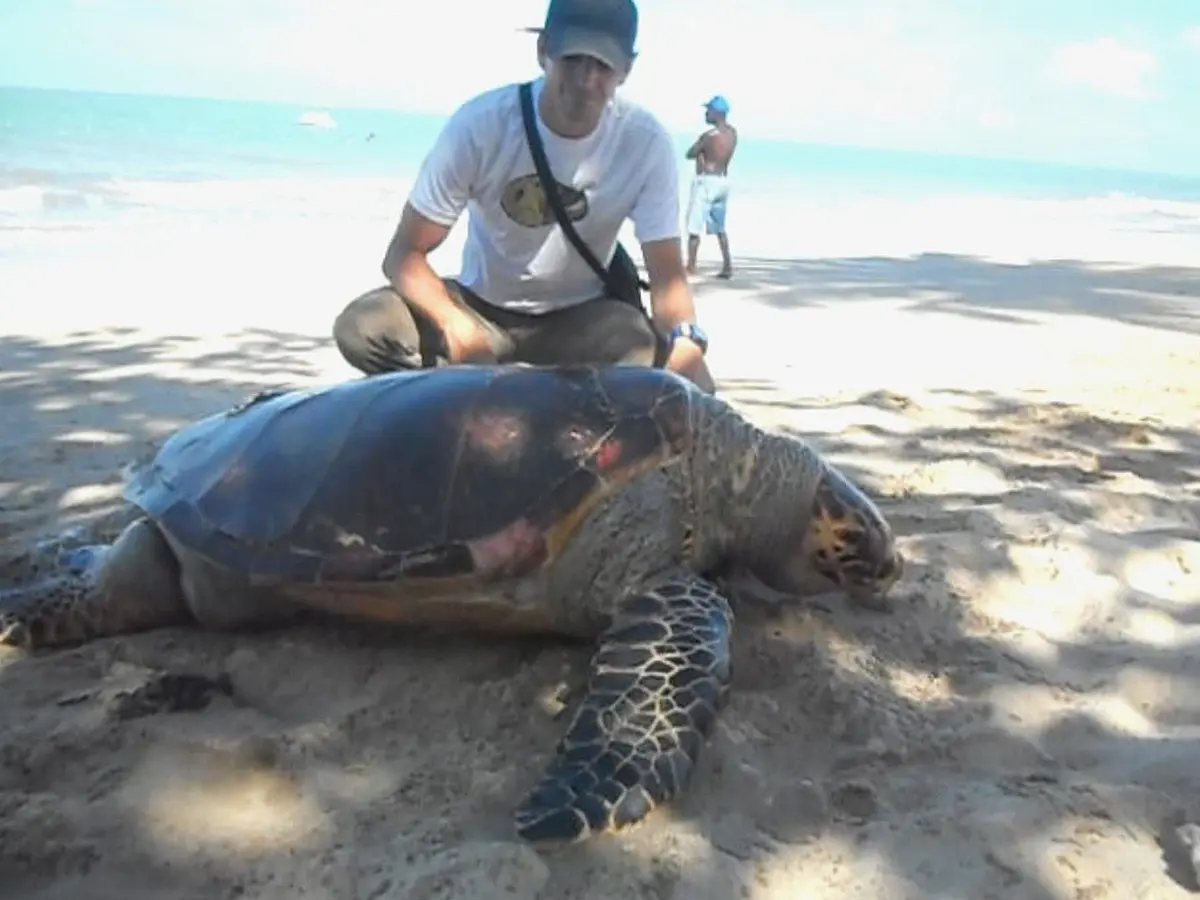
[[125, 364, 695, 586]]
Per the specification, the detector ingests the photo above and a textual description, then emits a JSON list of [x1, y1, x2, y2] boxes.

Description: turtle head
[[785, 463, 904, 610], [698, 401, 903, 609]]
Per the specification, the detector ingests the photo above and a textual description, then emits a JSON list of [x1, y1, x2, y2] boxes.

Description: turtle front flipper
[[0, 518, 189, 650], [514, 571, 734, 846]]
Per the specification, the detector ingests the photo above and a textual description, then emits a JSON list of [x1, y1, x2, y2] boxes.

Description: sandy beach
[[2, 209, 1200, 899]]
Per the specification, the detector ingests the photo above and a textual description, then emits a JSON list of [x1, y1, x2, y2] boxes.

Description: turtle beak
[[844, 549, 904, 612]]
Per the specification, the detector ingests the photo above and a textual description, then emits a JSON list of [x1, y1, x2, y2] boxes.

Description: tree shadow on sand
[[0, 327, 333, 569], [0, 336, 1199, 897], [695, 253, 1200, 334]]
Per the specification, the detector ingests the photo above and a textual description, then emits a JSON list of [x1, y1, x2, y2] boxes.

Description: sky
[[3, 0, 1200, 174]]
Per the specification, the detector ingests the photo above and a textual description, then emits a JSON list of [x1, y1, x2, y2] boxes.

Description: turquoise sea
[[6, 83, 1200, 231]]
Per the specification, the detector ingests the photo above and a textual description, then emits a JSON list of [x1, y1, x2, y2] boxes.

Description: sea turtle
[[0, 363, 904, 846]]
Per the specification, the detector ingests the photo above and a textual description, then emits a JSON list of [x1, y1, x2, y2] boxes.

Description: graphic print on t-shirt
[[499, 173, 589, 228]]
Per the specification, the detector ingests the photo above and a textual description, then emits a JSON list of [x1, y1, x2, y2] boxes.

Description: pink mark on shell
[[464, 412, 528, 463], [594, 438, 624, 471], [468, 517, 548, 578]]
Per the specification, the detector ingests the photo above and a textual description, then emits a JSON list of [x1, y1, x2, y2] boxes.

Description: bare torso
[[695, 124, 738, 176]]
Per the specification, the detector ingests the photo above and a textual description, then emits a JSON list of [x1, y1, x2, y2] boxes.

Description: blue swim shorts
[[685, 174, 730, 236]]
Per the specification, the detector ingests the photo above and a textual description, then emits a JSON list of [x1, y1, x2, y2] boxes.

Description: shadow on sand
[[0, 331, 1198, 897], [695, 253, 1200, 334], [0, 327, 332, 568]]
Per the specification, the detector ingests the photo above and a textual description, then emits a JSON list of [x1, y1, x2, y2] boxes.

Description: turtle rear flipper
[[0, 518, 188, 650], [514, 571, 734, 846]]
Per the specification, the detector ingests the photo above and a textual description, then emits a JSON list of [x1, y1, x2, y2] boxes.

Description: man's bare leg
[[686, 233, 701, 275], [716, 232, 732, 279]]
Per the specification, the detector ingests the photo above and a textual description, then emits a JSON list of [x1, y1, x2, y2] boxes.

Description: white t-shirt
[[407, 76, 681, 315]]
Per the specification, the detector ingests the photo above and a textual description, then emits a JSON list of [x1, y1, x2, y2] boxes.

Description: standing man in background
[[685, 95, 737, 279]]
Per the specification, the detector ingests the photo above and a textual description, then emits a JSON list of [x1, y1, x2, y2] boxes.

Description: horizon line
[[5, 80, 1199, 183]]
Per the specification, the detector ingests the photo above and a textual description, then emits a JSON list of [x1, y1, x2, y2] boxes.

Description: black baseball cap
[[534, 0, 639, 72]]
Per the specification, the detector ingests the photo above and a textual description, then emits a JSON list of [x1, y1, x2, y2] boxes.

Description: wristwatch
[[668, 322, 709, 355]]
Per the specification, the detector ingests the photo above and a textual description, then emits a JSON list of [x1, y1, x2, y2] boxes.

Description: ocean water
[[5, 83, 1200, 256]]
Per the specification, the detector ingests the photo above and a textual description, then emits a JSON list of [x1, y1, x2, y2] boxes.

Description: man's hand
[[641, 237, 717, 394], [664, 337, 715, 393], [442, 313, 499, 364]]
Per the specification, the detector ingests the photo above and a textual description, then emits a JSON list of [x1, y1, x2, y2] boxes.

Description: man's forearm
[[652, 275, 716, 392], [382, 241, 469, 333], [637, 236, 716, 392], [685, 130, 712, 160], [649, 272, 699, 335]]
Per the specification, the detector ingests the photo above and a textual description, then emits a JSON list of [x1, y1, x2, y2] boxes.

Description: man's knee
[[332, 285, 423, 374], [333, 285, 388, 342]]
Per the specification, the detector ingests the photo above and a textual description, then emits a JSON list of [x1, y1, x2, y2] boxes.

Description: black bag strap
[[517, 81, 649, 293]]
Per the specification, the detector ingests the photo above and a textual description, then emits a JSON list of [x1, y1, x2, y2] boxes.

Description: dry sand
[[2, 231, 1200, 898]]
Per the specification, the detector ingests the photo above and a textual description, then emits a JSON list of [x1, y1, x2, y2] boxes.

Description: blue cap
[[704, 95, 730, 115], [541, 0, 638, 72]]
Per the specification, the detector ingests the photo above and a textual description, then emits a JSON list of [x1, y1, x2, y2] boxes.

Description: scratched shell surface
[[124, 365, 696, 583]]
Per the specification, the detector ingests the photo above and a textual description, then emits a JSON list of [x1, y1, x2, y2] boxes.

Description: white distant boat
[[297, 110, 337, 129]]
